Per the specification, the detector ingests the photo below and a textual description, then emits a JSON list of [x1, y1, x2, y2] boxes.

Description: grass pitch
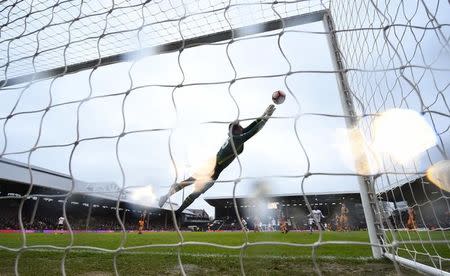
[[0, 231, 448, 275]]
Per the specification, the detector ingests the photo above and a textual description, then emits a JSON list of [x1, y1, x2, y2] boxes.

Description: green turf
[[0, 231, 448, 275]]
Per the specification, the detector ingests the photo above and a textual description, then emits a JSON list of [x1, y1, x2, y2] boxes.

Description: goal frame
[[0, 5, 384, 260]]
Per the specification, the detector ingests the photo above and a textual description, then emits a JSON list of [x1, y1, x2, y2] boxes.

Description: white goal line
[[1, 247, 376, 261]]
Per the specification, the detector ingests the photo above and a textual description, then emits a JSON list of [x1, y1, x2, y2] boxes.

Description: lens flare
[[372, 109, 436, 164], [242, 181, 272, 222], [348, 127, 379, 174], [234, 16, 265, 38], [129, 185, 156, 205], [335, 127, 379, 175], [120, 48, 158, 62], [427, 160, 450, 192], [192, 156, 216, 192]]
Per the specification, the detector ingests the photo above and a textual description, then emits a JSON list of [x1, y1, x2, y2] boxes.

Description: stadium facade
[[380, 176, 450, 230], [205, 177, 450, 231], [2, 157, 447, 232], [205, 191, 367, 231], [0, 158, 209, 231]]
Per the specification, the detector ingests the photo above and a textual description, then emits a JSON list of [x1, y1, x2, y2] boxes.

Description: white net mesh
[[0, 0, 449, 275], [1, 0, 325, 80], [331, 0, 450, 272]]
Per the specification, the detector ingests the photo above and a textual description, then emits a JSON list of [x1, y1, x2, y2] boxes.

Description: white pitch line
[[5, 248, 376, 261]]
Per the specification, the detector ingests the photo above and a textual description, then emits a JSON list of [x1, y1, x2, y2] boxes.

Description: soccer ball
[[272, 90, 286, 105]]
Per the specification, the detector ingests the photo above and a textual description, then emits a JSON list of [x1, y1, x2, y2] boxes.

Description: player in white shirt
[[309, 206, 325, 231], [308, 216, 315, 233], [241, 218, 248, 231], [271, 217, 277, 231], [57, 216, 65, 230]]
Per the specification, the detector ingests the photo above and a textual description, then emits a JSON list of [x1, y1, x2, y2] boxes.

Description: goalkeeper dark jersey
[[211, 117, 268, 179]]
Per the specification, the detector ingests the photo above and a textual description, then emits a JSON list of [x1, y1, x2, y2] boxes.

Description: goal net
[[330, 0, 450, 274], [0, 0, 449, 275]]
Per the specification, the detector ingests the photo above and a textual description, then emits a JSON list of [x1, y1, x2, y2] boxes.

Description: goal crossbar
[[0, 10, 326, 88]]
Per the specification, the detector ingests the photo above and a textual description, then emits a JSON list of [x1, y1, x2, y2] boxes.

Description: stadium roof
[[0, 157, 183, 212], [379, 176, 449, 203], [204, 191, 362, 207], [204, 190, 360, 201], [0, 157, 100, 193]]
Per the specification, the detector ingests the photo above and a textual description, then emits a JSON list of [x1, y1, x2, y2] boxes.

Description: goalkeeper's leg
[[176, 180, 215, 213], [158, 177, 195, 207]]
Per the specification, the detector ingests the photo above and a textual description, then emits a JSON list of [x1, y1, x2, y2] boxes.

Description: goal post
[[322, 10, 384, 260], [328, 0, 450, 274], [325, 5, 450, 272]]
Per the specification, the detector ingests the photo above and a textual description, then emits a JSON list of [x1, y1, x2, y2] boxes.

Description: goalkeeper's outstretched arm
[[236, 104, 275, 142]]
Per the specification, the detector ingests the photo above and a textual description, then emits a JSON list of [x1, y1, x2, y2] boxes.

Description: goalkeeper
[[159, 104, 276, 213]]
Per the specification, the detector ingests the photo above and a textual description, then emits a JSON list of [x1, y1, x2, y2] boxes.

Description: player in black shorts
[[158, 104, 276, 213]]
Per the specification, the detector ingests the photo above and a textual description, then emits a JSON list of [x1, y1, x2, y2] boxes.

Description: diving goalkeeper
[[158, 104, 276, 213]]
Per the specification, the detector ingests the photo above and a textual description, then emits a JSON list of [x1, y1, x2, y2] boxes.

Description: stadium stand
[[205, 192, 368, 231], [0, 157, 210, 232]]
